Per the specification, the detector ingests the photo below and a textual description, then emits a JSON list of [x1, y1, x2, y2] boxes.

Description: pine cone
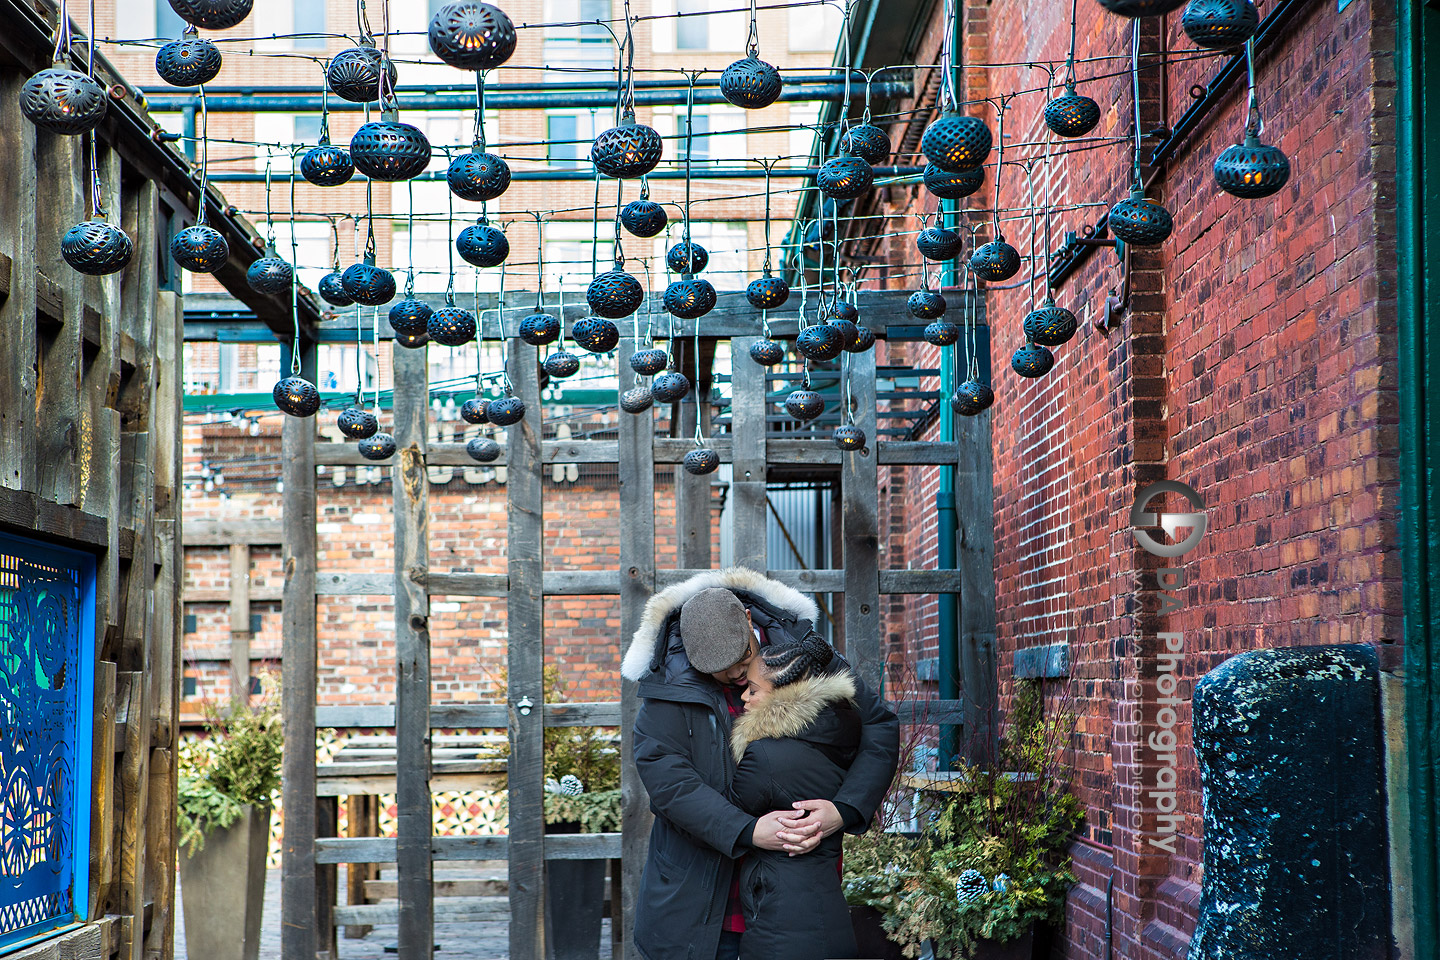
[[955, 869, 989, 905], [558, 774, 585, 796]]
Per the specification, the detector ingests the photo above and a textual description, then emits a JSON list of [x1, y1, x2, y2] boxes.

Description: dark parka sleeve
[[633, 697, 758, 858], [829, 672, 900, 833]]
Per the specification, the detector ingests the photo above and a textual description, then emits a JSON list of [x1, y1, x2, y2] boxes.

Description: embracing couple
[[621, 568, 900, 960]]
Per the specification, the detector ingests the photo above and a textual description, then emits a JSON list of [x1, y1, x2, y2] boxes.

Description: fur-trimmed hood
[[621, 567, 820, 682], [730, 671, 857, 763]]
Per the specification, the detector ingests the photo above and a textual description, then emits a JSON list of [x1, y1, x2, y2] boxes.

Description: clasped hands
[[750, 799, 843, 857]]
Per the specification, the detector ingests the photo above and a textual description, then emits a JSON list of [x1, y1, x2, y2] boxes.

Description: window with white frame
[[253, 114, 323, 171], [788, 104, 821, 166], [788, 1, 843, 51], [544, 222, 615, 291], [651, 106, 747, 164], [546, 110, 603, 167], [652, 0, 745, 53], [656, 221, 749, 289], [271, 221, 332, 294], [543, 0, 616, 78], [250, 0, 327, 50], [318, 345, 378, 394], [115, 0, 187, 39]]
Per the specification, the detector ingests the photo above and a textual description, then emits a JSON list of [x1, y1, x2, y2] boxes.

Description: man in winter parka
[[623, 568, 900, 960]]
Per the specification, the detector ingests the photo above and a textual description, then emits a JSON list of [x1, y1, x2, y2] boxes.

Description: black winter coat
[[729, 670, 863, 960], [623, 568, 899, 960]]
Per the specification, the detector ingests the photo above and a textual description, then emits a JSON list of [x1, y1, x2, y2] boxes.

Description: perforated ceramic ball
[[1182, 0, 1258, 48], [273, 377, 321, 417], [664, 278, 717, 320], [518, 312, 560, 346], [651, 371, 690, 403], [923, 163, 985, 199], [924, 320, 960, 346], [318, 272, 353, 306], [21, 66, 107, 135], [841, 124, 891, 164], [969, 238, 1021, 282], [719, 56, 782, 109], [389, 298, 432, 336], [816, 155, 874, 200], [448, 150, 511, 202], [301, 143, 355, 187], [167, 0, 254, 30], [796, 324, 844, 362], [1213, 134, 1290, 199], [917, 226, 961, 262], [542, 351, 581, 378], [326, 45, 396, 103], [745, 275, 789, 310], [620, 386, 654, 414], [247, 256, 293, 295], [590, 117, 663, 179], [921, 112, 991, 171], [350, 121, 432, 182], [338, 405, 379, 439], [428, 305, 477, 346], [749, 339, 785, 366], [487, 396, 526, 426], [784, 389, 824, 422], [171, 225, 229, 274], [1097, 0, 1187, 15], [359, 432, 396, 460], [1044, 87, 1101, 138], [155, 37, 222, 87], [828, 318, 859, 350], [620, 199, 668, 238], [573, 316, 620, 353], [951, 379, 994, 416], [461, 398, 490, 424], [1011, 342, 1055, 378], [457, 223, 509, 268], [684, 448, 721, 475], [666, 241, 708, 274], [846, 325, 876, 353], [394, 329, 429, 349], [1108, 187, 1173, 246], [587, 270, 644, 318], [428, 2, 517, 71], [833, 423, 866, 451], [1023, 298, 1078, 347], [630, 348, 669, 376], [61, 220, 133, 276], [908, 290, 946, 320], [832, 301, 858, 323], [467, 436, 501, 462], [342, 261, 396, 306]]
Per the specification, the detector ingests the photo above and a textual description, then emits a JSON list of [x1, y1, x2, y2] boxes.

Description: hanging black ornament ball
[[21, 66, 107, 136], [652, 371, 690, 403], [796, 324, 844, 362], [666, 241, 708, 274], [1023, 297, 1078, 347], [448, 150, 511, 202], [62, 220, 133, 276], [519, 312, 561, 346], [1213, 133, 1291, 199], [273, 377, 321, 417], [908, 290, 946, 320], [1044, 86, 1102, 138], [828, 318, 859, 350], [573, 316, 620, 353], [620, 199, 668, 238], [359, 432, 397, 460], [155, 37, 222, 87], [338, 405, 379, 439], [1108, 186, 1174, 246], [747, 274, 789, 310], [1096, 0, 1187, 16], [350, 120, 432, 182], [816, 155, 874, 200], [832, 300, 859, 323], [590, 115, 663, 179], [487, 396, 526, 426], [951, 379, 995, 416], [319, 272, 354, 306], [246, 255, 293, 295], [664, 278, 717, 320], [969, 237, 1022, 282], [461, 398, 490, 424], [749, 339, 785, 366], [326, 45, 397, 103], [620, 386, 654, 414], [1182, 0, 1258, 48], [924, 319, 960, 346], [785, 389, 825, 422], [171, 224, 229, 274], [924, 164, 984, 202], [389, 297, 432, 336], [428, 2, 517, 71], [841, 124, 891, 164], [167, 0, 254, 30], [587, 270, 644, 318], [301, 142, 355, 187], [395, 329, 429, 349], [846, 325, 876, 353], [916, 226, 962, 262], [342, 260, 396, 305], [1011, 342, 1056, 378], [428, 304, 477, 346], [542, 351, 581, 378], [467, 436, 501, 462], [719, 56, 783, 109], [630, 348, 669, 376], [833, 423, 866, 451], [921, 112, 992, 171], [684, 448, 721, 476], [457, 223, 509, 268]]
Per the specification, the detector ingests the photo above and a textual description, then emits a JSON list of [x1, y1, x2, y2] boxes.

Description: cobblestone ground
[[175, 868, 613, 960]]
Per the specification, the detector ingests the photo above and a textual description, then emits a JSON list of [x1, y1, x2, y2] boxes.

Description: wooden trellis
[[278, 289, 996, 960]]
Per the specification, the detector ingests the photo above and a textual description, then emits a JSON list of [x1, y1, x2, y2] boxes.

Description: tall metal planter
[[179, 804, 272, 960], [542, 820, 607, 960]]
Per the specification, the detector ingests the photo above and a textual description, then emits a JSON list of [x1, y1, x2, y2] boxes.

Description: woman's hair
[[759, 631, 840, 688]]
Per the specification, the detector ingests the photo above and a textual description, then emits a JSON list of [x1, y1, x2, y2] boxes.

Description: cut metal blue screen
[[0, 533, 96, 950]]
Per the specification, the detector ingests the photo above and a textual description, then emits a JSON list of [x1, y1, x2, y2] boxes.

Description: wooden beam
[[0, 74, 38, 493], [314, 701, 622, 729], [182, 518, 284, 545], [0, 485, 110, 549], [729, 338, 767, 572], [891, 698, 967, 726], [229, 544, 251, 702], [314, 833, 624, 865], [955, 410, 998, 754], [842, 348, 881, 688], [88, 661, 118, 920]]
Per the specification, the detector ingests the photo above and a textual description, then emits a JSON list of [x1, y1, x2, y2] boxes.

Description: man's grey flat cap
[[679, 588, 752, 673]]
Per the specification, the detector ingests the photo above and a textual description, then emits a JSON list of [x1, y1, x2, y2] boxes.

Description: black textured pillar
[[1189, 644, 1392, 960]]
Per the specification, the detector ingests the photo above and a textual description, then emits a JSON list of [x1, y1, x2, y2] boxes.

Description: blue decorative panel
[[0, 533, 95, 951]]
